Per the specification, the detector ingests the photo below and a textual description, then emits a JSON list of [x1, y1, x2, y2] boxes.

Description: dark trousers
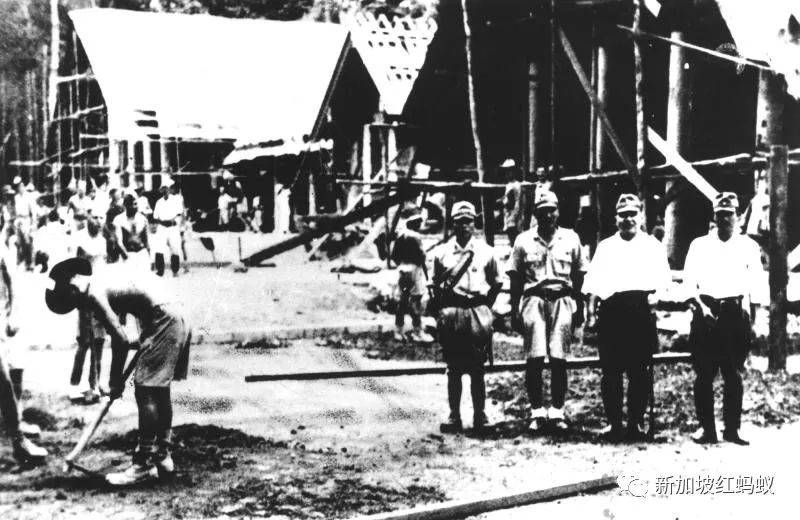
[[597, 291, 657, 430], [691, 296, 750, 433], [446, 367, 485, 421]]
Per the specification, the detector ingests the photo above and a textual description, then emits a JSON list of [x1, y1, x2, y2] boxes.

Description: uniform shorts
[[520, 294, 576, 359], [134, 304, 191, 387], [437, 304, 494, 372]]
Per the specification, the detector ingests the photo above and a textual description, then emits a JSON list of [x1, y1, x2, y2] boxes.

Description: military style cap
[[713, 191, 739, 213], [534, 190, 559, 209], [452, 201, 477, 221], [616, 193, 642, 214]]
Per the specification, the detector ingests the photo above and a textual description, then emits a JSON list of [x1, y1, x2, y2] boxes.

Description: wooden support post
[[527, 60, 540, 182], [109, 140, 120, 174], [362, 124, 372, 207], [142, 139, 153, 172], [633, 0, 648, 221], [549, 0, 557, 179], [460, 0, 493, 246], [126, 140, 136, 174], [160, 139, 170, 172], [308, 171, 316, 216], [663, 30, 694, 268], [768, 145, 788, 372], [558, 28, 637, 181], [757, 70, 786, 148]]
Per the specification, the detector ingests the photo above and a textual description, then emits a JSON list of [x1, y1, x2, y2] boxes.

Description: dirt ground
[[2, 256, 800, 519]]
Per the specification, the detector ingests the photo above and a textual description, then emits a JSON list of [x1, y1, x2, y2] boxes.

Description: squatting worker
[[684, 192, 761, 446], [0, 237, 47, 465], [431, 201, 502, 434], [507, 190, 586, 432], [583, 193, 671, 442], [45, 257, 191, 486]]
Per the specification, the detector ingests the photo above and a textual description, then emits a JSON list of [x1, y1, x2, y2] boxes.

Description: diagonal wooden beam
[[557, 27, 638, 187], [647, 127, 719, 202]]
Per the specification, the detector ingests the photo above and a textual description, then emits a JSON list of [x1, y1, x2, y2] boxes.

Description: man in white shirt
[[431, 201, 502, 434], [152, 178, 182, 277], [684, 192, 761, 446], [113, 194, 150, 271], [584, 193, 672, 442]]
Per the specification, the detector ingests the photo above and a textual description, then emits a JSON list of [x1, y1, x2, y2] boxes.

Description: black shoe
[[600, 425, 625, 443], [625, 425, 649, 443], [439, 418, 463, 434], [722, 430, 749, 446], [692, 429, 718, 445], [472, 413, 491, 434]]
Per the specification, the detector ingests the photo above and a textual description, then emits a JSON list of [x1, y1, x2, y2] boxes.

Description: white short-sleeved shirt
[[432, 236, 502, 298], [683, 232, 763, 299], [153, 195, 182, 222], [506, 227, 586, 291], [583, 232, 672, 300]]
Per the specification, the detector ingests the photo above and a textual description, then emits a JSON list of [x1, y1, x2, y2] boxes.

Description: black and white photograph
[[0, 0, 799, 518]]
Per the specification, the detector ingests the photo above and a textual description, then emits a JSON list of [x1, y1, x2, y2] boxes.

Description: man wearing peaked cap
[[507, 190, 587, 433], [430, 200, 502, 434], [684, 191, 761, 446], [583, 193, 672, 442], [45, 256, 192, 485]]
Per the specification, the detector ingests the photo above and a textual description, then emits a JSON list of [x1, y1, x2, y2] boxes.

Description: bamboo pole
[[527, 61, 539, 182], [460, 0, 492, 245], [48, 0, 59, 119], [768, 144, 788, 372], [549, 0, 557, 179]]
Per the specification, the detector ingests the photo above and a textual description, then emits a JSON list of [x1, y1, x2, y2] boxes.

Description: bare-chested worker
[[45, 257, 191, 486]]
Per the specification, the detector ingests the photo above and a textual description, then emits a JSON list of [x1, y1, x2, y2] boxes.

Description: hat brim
[[535, 203, 558, 210], [45, 287, 77, 315], [616, 205, 641, 214], [714, 207, 737, 214], [452, 214, 476, 221], [49, 257, 92, 283]]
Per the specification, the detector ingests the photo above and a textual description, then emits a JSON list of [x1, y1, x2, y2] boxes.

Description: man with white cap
[[12, 176, 35, 270], [152, 177, 182, 277], [684, 192, 761, 445], [507, 190, 586, 432], [499, 159, 526, 246], [584, 193, 671, 442], [431, 201, 502, 433]]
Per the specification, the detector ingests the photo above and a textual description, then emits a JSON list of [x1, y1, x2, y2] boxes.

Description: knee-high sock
[[526, 357, 545, 409]]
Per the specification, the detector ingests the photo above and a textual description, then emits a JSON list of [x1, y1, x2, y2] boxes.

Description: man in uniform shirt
[[508, 190, 586, 432], [153, 178, 183, 277], [431, 201, 502, 433], [684, 192, 761, 445], [584, 194, 671, 442]]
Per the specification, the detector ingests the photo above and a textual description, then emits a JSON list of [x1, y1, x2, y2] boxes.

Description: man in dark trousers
[[508, 190, 586, 433], [583, 194, 671, 442], [684, 192, 762, 445], [431, 201, 502, 434], [45, 257, 191, 485]]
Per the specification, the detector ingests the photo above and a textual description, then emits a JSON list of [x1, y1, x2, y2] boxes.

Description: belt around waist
[[160, 221, 177, 227], [523, 286, 572, 301], [441, 293, 488, 309]]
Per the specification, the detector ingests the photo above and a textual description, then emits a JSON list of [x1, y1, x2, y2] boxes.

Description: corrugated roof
[[717, 0, 800, 98], [346, 12, 437, 115], [69, 8, 350, 142]]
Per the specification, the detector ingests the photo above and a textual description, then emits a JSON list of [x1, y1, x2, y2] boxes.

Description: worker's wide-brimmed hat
[[534, 190, 559, 210], [452, 201, 477, 221], [45, 257, 92, 315], [713, 191, 739, 213], [160, 176, 175, 189], [616, 193, 642, 214]]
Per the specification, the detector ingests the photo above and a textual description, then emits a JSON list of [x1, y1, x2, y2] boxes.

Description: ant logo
[[617, 475, 649, 498]]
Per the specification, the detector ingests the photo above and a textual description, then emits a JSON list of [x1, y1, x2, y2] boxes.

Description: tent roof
[[69, 8, 350, 143]]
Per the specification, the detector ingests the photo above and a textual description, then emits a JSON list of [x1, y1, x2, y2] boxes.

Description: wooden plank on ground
[[351, 476, 617, 520], [245, 352, 691, 382]]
